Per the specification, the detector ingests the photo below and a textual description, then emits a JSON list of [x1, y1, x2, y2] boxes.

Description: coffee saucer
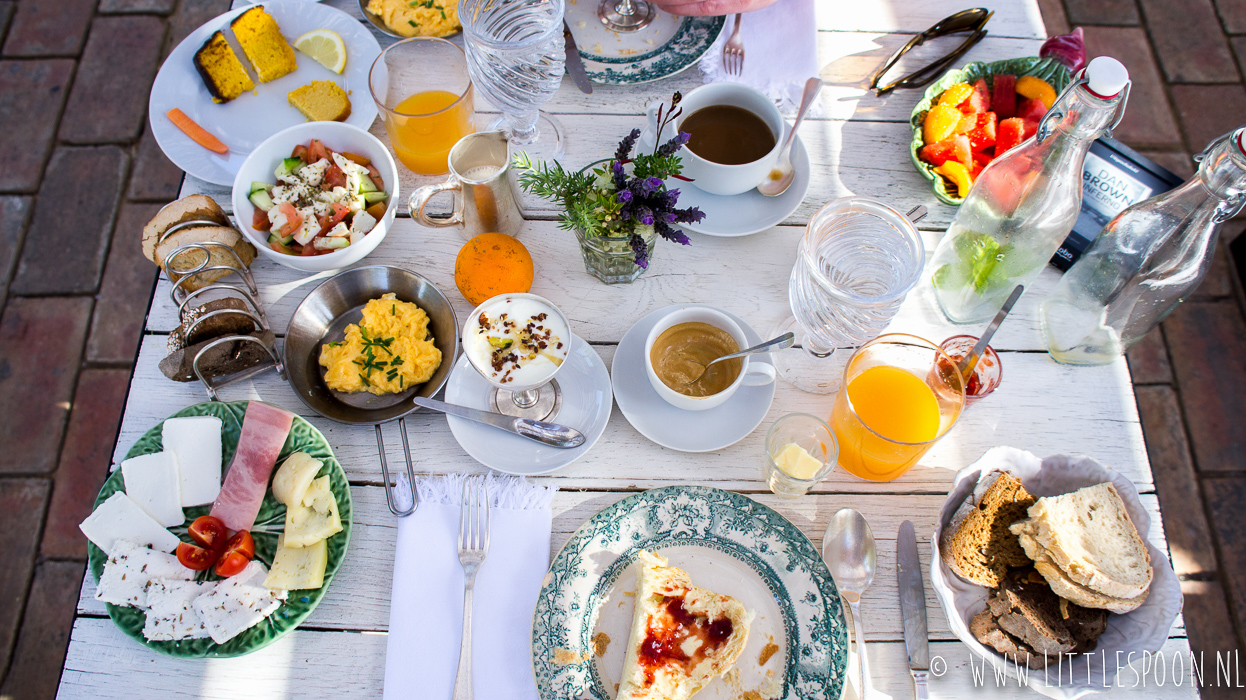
[[637, 127, 810, 237], [612, 305, 776, 452], [443, 334, 612, 475]]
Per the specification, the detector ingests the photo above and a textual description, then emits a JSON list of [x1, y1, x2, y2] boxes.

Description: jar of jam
[[936, 335, 1002, 404]]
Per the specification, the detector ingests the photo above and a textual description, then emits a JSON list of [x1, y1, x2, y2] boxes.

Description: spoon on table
[[957, 284, 1024, 379], [823, 508, 877, 700], [758, 77, 823, 197], [682, 331, 795, 386]]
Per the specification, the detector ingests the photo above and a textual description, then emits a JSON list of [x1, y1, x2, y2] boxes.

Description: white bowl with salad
[[232, 121, 399, 272]]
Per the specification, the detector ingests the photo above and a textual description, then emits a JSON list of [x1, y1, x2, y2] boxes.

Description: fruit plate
[[532, 486, 848, 700], [910, 56, 1073, 206], [86, 400, 353, 658]]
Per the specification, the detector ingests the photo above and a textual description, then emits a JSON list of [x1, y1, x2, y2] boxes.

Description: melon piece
[[997, 117, 1033, 154], [960, 78, 991, 114], [991, 74, 1017, 119], [1017, 97, 1048, 122], [920, 134, 973, 167], [966, 112, 998, 151]]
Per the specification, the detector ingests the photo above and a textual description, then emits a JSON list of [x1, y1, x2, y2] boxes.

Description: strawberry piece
[[991, 74, 1017, 119], [920, 134, 973, 167], [1017, 97, 1048, 122], [960, 78, 991, 114], [966, 112, 998, 151]]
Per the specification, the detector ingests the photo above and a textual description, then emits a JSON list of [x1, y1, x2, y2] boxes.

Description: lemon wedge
[[295, 29, 347, 74]]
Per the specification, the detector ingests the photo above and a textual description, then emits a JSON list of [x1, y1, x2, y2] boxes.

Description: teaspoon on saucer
[[682, 331, 794, 386], [758, 77, 823, 197]]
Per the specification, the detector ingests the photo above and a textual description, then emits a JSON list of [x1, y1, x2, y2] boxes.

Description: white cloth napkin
[[383, 473, 556, 700], [697, 0, 821, 114]]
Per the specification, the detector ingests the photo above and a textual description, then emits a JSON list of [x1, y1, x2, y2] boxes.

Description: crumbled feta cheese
[[350, 210, 376, 235], [326, 222, 350, 238], [292, 206, 320, 245], [299, 158, 331, 187]]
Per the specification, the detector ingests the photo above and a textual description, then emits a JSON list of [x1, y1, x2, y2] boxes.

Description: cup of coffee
[[408, 130, 523, 240], [645, 83, 785, 196], [645, 306, 776, 412]]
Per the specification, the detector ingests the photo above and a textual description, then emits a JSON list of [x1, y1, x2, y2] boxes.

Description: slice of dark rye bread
[[984, 569, 1109, 661], [941, 471, 1037, 587], [970, 609, 1051, 670]]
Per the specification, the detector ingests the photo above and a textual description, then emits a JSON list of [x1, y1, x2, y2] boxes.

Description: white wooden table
[[58, 1, 1200, 698]]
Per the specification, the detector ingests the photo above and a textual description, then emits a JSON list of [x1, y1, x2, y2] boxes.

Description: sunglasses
[[870, 8, 994, 95]]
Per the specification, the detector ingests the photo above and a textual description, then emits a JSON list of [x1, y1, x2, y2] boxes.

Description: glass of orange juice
[[368, 37, 475, 175], [830, 334, 966, 482]]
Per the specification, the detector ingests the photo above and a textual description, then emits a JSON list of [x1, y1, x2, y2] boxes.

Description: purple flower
[[616, 189, 633, 204], [615, 128, 640, 162], [630, 233, 649, 268], [644, 176, 663, 192], [656, 221, 691, 246], [672, 206, 705, 224], [611, 160, 627, 190], [636, 206, 655, 226]]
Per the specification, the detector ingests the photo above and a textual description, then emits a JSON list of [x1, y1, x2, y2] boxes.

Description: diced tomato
[[996, 117, 1034, 154], [291, 144, 309, 162], [365, 201, 387, 221], [960, 78, 991, 114], [317, 203, 350, 236], [919, 134, 973, 167], [322, 163, 347, 190], [301, 237, 321, 255], [251, 207, 271, 232], [269, 240, 295, 255], [364, 163, 384, 190], [1017, 97, 1048, 122], [342, 152, 371, 166], [991, 74, 1016, 119], [307, 139, 330, 164], [189, 515, 229, 552], [966, 111, 998, 151], [274, 202, 302, 238], [177, 542, 217, 571]]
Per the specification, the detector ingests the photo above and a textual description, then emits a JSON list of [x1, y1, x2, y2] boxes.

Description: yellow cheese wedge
[[283, 475, 342, 547], [265, 534, 327, 590], [271, 452, 323, 507], [774, 442, 823, 480]]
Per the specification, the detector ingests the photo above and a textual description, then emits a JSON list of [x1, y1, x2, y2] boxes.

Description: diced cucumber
[[249, 181, 270, 195], [313, 236, 350, 250], [268, 232, 293, 246], [358, 174, 378, 193], [249, 189, 275, 212], [275, 157, 304, 179], [363, 191, 388, 204]]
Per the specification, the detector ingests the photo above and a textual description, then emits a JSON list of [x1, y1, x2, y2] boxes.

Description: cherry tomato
[[224, 530, 256, 559], [214, 551, 251, 577], [177, 542, 218, 571], [188, 515, 229, 552]]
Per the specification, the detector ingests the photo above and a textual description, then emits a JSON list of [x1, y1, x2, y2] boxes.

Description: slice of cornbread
[[288, 81, 352, 122], [230, 6, 297, 83], [193, 31, 254, 103]]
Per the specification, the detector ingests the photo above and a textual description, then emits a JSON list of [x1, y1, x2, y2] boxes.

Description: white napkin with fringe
[[697, 0, 821, 114], [383, 473, 556, 700]]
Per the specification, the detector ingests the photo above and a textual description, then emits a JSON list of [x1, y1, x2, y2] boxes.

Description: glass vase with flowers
[[513, 93, 705, 284]]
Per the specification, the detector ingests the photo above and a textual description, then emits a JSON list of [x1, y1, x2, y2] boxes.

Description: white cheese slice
[[264, 534, 327, 591], [270, 452, 323, 507], [293, 206, 321, 245], [143, 579, 216, 641], [121, 452, 184, 527], [350, 210, 376, 235], [95, 540, 192, 608], [161, 416, 223, 507], [284, 476, 342, 548], [193, 561, 286, 645], [80, 492, 182, 555], [326, 221, 350, 238]]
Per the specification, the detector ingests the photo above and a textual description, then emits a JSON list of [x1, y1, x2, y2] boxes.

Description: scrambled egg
[[319, 294, 441, 396], [366, 0, 460, 38]]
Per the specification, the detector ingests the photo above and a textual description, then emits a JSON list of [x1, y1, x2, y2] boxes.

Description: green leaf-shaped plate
[[910, 56, 1073, 206], [86, 400, 352, 658]]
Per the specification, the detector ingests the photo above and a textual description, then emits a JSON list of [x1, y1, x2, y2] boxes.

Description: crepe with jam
[[617, 550, 753, 700]]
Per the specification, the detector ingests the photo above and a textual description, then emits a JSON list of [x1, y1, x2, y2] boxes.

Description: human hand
[[645, 0, 779, 18]]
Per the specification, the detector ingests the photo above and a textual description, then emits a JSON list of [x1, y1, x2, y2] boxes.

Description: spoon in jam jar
[[682, 331, 794, 386], [758, 77, 823, 197]]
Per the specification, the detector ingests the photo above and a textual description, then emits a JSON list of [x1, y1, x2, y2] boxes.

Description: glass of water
[[460, 0, 566, 162], [771, 197, 926, 394]]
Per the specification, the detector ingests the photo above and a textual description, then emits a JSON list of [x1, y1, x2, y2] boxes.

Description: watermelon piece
[[991, 74, 1017, 119], [996, 117, 1031, 153], [920, 134, 973, 167], [960, 79, 991, 114], [1017, 97, 1048, 122], [955, 113, 977, 135], [966, 112, 998, 151]]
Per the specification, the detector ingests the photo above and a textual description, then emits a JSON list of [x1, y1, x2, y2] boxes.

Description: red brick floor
[[0, 1, 1243, 698]]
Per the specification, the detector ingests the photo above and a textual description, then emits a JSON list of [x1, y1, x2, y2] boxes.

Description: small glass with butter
[[763, 413, 838, 498]]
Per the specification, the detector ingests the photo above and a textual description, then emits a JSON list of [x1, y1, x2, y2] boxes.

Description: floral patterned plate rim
[[564, 8, 724, 85], [532, 485, 847, 699], [86, 400, 353, 658]]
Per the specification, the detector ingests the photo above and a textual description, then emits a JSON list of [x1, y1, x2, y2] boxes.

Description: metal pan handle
[[376, 418, 419, 516]]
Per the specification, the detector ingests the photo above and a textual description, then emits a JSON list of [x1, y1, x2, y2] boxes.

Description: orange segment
[[1015, 76, 1057, 109], [937, 83, 975, 107], [923, 104, 962, 145]]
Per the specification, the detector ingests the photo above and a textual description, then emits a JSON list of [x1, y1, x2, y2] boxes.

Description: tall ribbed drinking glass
[[771, 197, 926, 394], [461, 0, 566, 161]]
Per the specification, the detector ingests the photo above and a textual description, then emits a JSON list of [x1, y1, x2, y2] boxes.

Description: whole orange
[[454, 232, 535, 306]]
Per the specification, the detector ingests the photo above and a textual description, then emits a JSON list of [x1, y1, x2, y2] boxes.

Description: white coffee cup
[[645, 83, 786, 196], [645, 307, 776, 412]]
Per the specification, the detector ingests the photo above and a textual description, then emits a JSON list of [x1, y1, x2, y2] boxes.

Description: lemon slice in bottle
[[294, 29, 347, 74]]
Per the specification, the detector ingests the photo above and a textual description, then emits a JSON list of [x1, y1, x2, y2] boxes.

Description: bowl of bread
[[932, 446, 1182, 699]]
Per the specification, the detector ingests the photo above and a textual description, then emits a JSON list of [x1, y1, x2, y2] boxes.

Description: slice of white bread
[[142, 195, 256, 292], [1010, 482, 1153, 600], [617, 550, 753, 700], [1012, 525, 1146, 613]]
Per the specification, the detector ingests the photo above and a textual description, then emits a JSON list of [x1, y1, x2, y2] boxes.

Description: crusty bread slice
[[1019, 483, 1153, 599], [940, 471, 1036, 588], [990, 568, 1076, 658], [1013, 524, 1147, 613], [617, 550, 753, 700], [970, 608, 1050, 670], [142, 195, 230, 264], [142, 196, 256, 292]]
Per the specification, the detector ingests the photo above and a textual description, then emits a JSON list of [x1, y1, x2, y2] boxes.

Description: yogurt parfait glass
[[462, 292, 573, 420]]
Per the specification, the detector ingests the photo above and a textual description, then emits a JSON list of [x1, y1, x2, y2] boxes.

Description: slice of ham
[[210, 402, 294, 532]]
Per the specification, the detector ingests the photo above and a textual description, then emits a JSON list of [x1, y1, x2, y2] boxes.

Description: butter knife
[[413, 396, 586, 448], [897, 520, 930, 699], [563, 21, 593, 94]]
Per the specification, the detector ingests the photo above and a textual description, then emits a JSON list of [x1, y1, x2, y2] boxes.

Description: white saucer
[[612, 305, 776, 452], [638, 126, 810, 237], [443, 335, 612, 475]]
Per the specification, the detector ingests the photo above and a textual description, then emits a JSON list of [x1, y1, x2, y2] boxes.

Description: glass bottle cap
[[1085, 56, 1129, 98]]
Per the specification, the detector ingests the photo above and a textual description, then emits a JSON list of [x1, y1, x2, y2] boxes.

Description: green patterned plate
[[86, 400, 352, 658], [910, 56, 1073, 206], [564, 7, 724, 85], [532, 486, 847, 699]]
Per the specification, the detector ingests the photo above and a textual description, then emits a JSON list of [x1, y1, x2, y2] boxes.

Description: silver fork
[[452, 477, 490, 700], [722, 13, 744, 76]]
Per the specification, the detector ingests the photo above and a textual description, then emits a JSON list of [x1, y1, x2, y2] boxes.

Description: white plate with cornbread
[[149, 1, 381, 186]]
